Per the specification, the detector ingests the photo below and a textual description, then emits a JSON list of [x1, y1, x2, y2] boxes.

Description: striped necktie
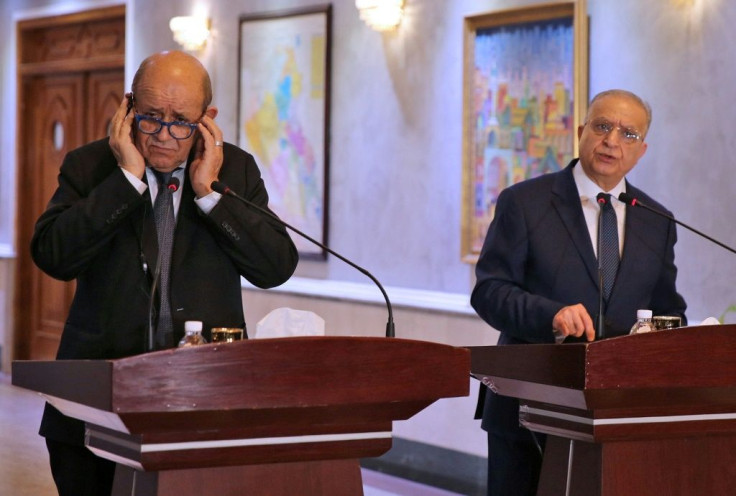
[[152, 170, 175, 348]]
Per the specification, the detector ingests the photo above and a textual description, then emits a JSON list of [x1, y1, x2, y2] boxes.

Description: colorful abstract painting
[[462, 3, 586, 261], [239, 6, 331, 258]]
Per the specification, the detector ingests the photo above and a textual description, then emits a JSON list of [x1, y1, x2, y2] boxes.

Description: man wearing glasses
[[471, 89, 687, 495], [30, 50, 299, 496]]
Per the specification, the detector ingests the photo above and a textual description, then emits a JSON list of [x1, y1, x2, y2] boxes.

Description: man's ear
[[636, 141, 648, 162], [205, 106, 218, 120]]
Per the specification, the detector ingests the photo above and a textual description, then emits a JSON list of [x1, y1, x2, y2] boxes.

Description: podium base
[[111, 459, 364, 496], [538, 433, 736, 496]]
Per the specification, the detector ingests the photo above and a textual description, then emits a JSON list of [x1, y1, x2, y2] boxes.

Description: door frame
[[4, 0, 132, 371]]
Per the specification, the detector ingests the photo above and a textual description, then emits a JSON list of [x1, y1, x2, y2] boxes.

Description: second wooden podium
[[471, 324, 736, 496], [13, 336, 470, 496]]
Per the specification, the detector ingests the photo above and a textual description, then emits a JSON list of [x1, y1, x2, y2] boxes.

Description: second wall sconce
[[169, 15, 211, 52], [355, 0, 404, 31]]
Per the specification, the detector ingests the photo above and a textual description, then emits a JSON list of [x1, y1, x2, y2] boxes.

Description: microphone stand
[[211, 181, 396, 338], [618, 192, 736, 255], [595, 193, 606, 340]]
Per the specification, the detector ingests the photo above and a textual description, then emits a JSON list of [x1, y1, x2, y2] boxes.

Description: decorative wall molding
[[243, 276, 476, 316]]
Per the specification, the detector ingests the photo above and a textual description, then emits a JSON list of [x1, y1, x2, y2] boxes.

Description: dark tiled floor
[[362, 469, 464, 495]]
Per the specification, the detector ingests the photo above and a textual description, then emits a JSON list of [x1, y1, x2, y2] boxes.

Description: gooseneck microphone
[[146, 175, 180, 352], [211, 180, 396, 338], [167, 177, 180, 192], [595, 192, 607, 340], [618, 192, 736, 255]]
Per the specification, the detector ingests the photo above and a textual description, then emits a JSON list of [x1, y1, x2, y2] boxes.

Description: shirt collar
[[573, 161, 626, 204], [146, 163, 186, 186]]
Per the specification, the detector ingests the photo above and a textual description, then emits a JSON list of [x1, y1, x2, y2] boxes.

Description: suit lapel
[[139, 181, 159, 278], [612, 182, 645, 301], [551, 161, 600, 288], [137, 167, 195, 301], [170, 167, 198, 276]]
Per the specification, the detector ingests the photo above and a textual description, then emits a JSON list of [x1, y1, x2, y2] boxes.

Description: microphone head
[[211, 180, 229, 195], [596, 192, 608, 204], [167, 177, 180, 192], [618, 192, 635, 206]]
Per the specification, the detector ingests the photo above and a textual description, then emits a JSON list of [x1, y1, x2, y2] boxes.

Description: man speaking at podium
[[471, 89, 687, 495], [30, 51, 298, 496]]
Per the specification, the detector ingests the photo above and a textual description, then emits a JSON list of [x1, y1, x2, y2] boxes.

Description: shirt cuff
[[120, 167, 148, 194], [195, 190, 222, 214]]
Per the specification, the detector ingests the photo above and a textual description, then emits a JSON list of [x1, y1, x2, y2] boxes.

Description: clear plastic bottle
[[629, 309, 654, 335], [177, 320, 207, 347]]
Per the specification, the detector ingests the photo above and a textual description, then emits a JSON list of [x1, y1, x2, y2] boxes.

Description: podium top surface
[[13, 336, 470, 414], [470, 325, 736, 411], [13, 337, 470, 469]]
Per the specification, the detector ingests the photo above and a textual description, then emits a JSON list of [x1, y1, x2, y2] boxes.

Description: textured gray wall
[[136, 0, 736, 321], [3, 0, 734, 320]]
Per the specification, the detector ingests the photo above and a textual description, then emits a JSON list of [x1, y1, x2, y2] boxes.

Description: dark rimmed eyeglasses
[[134, 114, 198, 140], [586, 118, 643, 144]]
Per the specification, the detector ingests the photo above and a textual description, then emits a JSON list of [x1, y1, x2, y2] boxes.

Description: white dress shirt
[[572, 162, 626, 257], [121, 165, 221, 216]]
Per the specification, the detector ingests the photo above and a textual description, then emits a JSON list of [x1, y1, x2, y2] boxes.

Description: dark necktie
[[598, 193, 619, 301], [152, 170, 175, 348]]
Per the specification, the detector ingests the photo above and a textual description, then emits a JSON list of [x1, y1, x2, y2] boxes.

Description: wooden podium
[[12, 336, 469, 496], [470, 325, 736, 496]]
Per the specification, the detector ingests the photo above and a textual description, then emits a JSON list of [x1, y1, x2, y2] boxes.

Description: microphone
[[168, 176, 180, 192], [595, 192, 607, 340], [146, 174, 180, 352], [618, 192, 736, 255], [211, 180, 396, 338]]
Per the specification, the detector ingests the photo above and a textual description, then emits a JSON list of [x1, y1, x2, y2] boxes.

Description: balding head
[[132, 50, 212, 111], [586, 89, 651, 137], [129, 51, 217, 173]]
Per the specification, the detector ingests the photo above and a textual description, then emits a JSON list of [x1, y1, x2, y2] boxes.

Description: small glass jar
[[652, 315, 682, 331], [210, 327, 244, 343]]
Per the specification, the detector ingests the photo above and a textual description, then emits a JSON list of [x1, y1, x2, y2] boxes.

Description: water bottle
[[629, 309, 654, 335], [177, 320, 207, 347]]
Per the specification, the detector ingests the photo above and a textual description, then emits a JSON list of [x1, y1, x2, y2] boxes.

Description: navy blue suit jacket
[[471, 160, 687, 432]]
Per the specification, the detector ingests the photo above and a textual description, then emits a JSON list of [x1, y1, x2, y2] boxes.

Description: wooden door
[[15, 6, 125, 360]]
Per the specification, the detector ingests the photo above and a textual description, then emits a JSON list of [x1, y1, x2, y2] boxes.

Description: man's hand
[[109, 93, 145, 178], [552, 304, 596, 342], [189, 114, 223, 198]]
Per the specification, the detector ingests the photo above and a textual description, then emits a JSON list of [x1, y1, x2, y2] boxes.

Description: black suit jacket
[[471, 160, 687, 432], [31, 137, 299, 444]]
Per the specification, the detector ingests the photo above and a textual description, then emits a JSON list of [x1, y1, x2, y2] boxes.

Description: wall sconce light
[[169, 15, 211, 52], [355, 0, 404, 31]]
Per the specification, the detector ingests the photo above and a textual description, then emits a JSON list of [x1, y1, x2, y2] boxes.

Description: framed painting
[[461, 1, 588, 262], [238, 5, 332, 259]]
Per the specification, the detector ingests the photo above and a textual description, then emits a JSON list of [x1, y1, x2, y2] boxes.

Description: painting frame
[[461, 1, 588, 263], [238, 4, 332, 260]]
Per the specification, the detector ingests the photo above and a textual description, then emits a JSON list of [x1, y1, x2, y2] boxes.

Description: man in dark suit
[[31, 51, 299, 496], [471, 89, 687, 495]]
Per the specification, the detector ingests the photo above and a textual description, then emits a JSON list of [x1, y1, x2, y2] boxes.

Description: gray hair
[[586, 89, 652, 135]]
